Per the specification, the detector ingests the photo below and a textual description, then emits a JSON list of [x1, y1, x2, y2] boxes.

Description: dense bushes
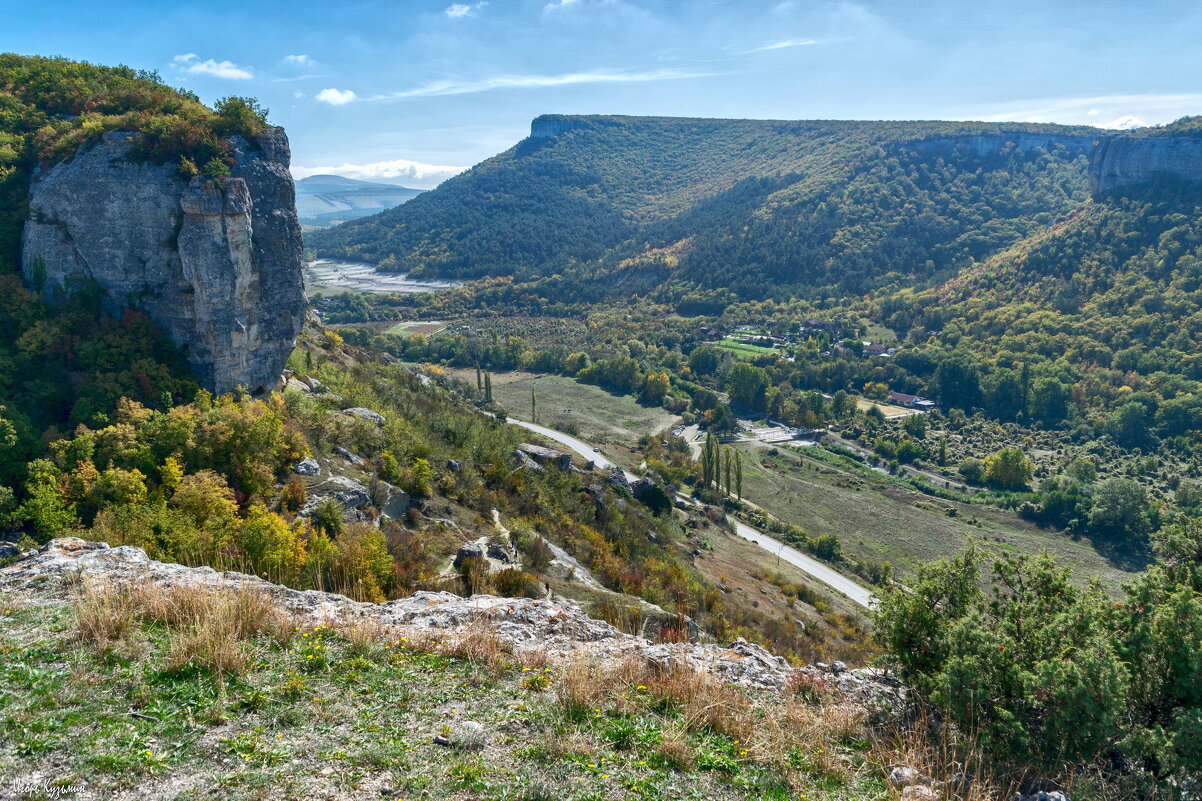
[[874, 522, 1202, 788]]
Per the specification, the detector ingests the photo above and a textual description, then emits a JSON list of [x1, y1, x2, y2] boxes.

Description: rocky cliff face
[[905, 132, 1096, 157], [21, 129, 307, 395], [529, 114, 610, 139], [1089, 134, 1202, 193]]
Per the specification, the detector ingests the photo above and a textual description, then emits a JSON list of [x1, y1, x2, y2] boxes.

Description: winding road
[[506, 416, 875, 609]]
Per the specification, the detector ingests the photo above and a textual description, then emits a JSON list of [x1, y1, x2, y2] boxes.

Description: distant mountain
[[295, 174, 423, 228], [306, 114, 1103, 298]]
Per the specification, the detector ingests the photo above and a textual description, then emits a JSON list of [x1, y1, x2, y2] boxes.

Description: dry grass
[[339, 619, 394, 656], [439, 619, 514, 670], [557, 656, 754, 742], [72, 582, 142, 648], [71, 579, 297, 677], [874, 707, 1001, 801]]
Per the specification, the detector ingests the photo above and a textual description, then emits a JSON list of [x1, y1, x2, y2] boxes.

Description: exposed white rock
[[2, 538, 906, 699]]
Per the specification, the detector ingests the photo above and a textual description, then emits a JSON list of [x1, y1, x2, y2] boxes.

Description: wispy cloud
[[292, 159, 468, 188], [370, 69, 712, 100], [744, 38, 821, 53], [445, 2, 485, 17], [283, 54, 313, 66], [972, 93, 1202, 125], [171, 53, 253, 80], [316, 88, 357, 105]]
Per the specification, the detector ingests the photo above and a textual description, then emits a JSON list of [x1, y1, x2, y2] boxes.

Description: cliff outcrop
[[1089, 134, 1202, 193], [905, 132, 1096, 157], [21, 129, 307, 395]]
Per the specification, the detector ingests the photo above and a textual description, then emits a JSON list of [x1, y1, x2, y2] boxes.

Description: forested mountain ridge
[[307, 114, 1102, 297]]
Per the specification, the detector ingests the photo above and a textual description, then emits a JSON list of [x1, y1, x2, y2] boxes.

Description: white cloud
[[283, 54, 312, 65], [744, 38, 821, 53], [316, 88, 357, 105], [372, 68, 711, 100], [1103, 115, 1149, 130], [294, 90, 306, 99], [292, 159, 468, 188], [445, 2, 486, 16], [971, 93, 1202, 126], [171, 53, 254, 80]]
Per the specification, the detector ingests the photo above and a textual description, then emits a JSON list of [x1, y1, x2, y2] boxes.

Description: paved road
[[728, 519, 874, 608], [508, 416, 875, 609], [506, 418, 638, 480]]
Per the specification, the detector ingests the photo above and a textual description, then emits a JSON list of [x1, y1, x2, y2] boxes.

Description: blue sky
[[4, 0, 1201, 187]]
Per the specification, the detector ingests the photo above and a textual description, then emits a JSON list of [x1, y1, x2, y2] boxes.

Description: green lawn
[[384, 321, 446, 336], [712, 336, 777, 356], [733, 441, 1142, 592]]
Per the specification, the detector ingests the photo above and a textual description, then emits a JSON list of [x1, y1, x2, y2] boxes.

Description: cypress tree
[[736, 451, 743, 500]]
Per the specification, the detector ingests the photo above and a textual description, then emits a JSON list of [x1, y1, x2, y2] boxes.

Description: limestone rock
[[293, 457, 321, 476], [342, 407, 386, 426], [453, 542, 484, 569], [516, 443, 571, 470], [334, 446, 365, 466], [22, 129, 306, 395], [486, 542, 513, 564], [1090, 135, 1202, 193], [1, 538, 907, 694]]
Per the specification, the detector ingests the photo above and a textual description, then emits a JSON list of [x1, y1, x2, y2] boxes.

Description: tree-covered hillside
[[308, 114, 1100, 297]]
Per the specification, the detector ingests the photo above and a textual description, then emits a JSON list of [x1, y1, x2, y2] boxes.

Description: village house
[[889, 391, 938, 410]]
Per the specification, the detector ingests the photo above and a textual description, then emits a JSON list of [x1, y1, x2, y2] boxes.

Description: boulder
[[375, 482, 410, 519], [607, 468, 630, 490], [486, 542, 513, 564], [517, 443, 572, 470], [453, 542, 484, 570], [447, 459, 462, 473], [902, 787, 939, 801], [889, 766, 930, 788], [299, 476, 372, 517], [285, 378, 312, 394], [514, 450, 543, 471], [334, 446, 365, 466], [293, 457, 321, 476], [342, 407, 386, 426], [0, 543, 21, 560]]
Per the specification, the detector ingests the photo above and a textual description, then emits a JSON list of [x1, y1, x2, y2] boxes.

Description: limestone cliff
[[905, 132, 1096, 157], [1089, 134, 1202, 193], [21, 128, 307, 395]]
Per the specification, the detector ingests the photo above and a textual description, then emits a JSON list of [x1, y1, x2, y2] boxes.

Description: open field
[[853, 398, 915, 418], [384, 321, 447, 336], [450, 370, 680, 446], [732, 441, 1144, 592], [711, 336, 777, 356]]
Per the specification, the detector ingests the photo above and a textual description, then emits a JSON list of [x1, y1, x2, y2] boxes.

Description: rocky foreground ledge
[[3, 538, 901, 704]]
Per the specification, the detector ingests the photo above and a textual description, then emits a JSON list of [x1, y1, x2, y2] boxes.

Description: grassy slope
[[0, 583, 890, 801], [733, 441, 1138, 591], [451, 370, 680, 446]]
